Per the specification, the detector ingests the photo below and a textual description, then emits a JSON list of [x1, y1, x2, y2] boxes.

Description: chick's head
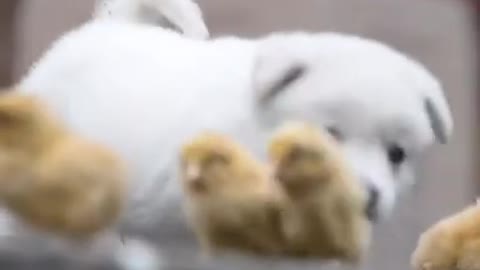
[[268, 122, 342, 196], [0, 93, 63, 155], [0, 93, 66, 194], [180, 132, 265, 196]]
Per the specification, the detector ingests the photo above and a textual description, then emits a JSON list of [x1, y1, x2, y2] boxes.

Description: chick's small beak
[[183, 163, 208, 192], [267, 160, 281, 180], [185, 163, 201, 183]]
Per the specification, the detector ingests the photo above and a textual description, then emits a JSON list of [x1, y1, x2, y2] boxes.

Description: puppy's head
[[180, 132, 264, 196], [252, 32, 453, 221]]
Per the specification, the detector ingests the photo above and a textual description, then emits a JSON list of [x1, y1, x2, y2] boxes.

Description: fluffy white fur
[[9, 0, 453, 268]]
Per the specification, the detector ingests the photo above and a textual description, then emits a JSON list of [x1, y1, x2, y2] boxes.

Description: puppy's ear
[[423, 92, 453, 144], [252, 38, 308, 106]]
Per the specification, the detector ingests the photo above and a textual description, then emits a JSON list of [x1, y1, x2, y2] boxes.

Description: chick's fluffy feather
[[412, 201, 480, 270], [179, 132, 285, 256], [180, 124, 371, 263], [268, 122, 370, 262]]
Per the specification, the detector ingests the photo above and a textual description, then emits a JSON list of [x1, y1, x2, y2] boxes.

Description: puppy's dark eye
[[326, 126, 343, 141], [387, 145, 406, 165]]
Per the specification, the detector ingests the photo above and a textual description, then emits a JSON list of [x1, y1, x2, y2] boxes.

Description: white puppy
[[12, 0, 452, 268]]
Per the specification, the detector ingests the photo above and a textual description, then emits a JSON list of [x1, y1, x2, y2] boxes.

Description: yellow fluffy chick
[[179, 132, 285, 256], [411, 200, 480, 270], [268, 122, 371, 263], [0, 92, 127, 240]]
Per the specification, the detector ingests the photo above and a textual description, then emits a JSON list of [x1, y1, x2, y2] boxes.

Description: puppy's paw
[[167, 0, 209, 40], [94, 0, 210, 40]]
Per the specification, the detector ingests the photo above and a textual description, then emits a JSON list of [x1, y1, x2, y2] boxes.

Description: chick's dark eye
[[205, 153, 230, 166], [326, 126, 343, 141], [387, 145, 406, 165]]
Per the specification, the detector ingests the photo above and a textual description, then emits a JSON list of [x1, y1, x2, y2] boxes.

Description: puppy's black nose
[[365, 185, 380, 222]]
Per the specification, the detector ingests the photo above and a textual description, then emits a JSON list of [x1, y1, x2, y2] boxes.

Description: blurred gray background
[[0, 0, 478, 269]]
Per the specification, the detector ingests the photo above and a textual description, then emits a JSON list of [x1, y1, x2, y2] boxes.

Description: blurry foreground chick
[[268, 122, 371, 263], [411, 200, 480, 270], [179, 132, 285, 256], [0, 92, 126, 240]]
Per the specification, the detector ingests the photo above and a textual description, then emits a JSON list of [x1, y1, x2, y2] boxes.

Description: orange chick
[[268, 122, 371, 263], [411, 200, 480, 270], [179, 132, 285, 256], [0, 92, 127, 240]]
